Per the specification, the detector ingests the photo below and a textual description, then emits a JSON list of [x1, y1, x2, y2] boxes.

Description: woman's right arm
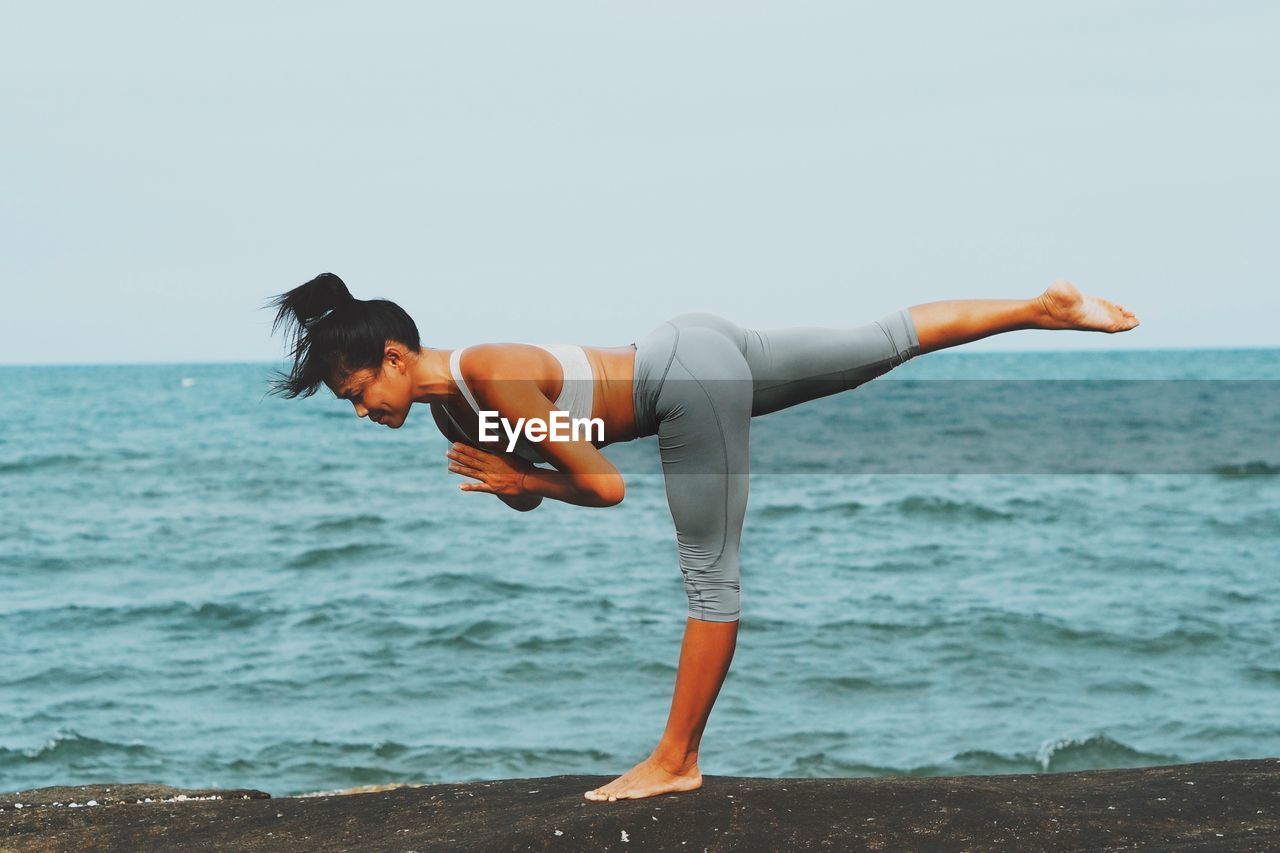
[[430, 402, 543, 512], [496, 489, 544, 512]]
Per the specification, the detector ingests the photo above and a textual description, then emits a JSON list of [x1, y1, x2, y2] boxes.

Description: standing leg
[[586, 326, 753, 802]]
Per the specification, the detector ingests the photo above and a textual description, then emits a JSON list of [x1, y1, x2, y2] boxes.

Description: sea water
[[1, 349, 1277, 795]]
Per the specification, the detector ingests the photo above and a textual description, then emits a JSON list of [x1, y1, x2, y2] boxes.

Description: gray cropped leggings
[[630, 309, 921, 622]]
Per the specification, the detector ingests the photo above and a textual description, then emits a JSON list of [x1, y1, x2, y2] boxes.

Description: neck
[[409, 348, 458, 403]]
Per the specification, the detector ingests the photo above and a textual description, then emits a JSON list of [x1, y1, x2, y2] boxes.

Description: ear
[[383, 342, 410, 374]]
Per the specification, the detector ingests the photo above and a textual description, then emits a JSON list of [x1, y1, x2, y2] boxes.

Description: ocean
[[1, 348, 1277, 796]]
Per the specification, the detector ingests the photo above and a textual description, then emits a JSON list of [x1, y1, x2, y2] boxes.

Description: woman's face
[[329, 354, 414, 429]]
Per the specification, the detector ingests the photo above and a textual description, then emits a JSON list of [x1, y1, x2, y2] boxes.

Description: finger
[[451, 442, 492, 460], [461, 481, 496, 493], [447, 456, 486, 474], [449, 463, 484, 479]]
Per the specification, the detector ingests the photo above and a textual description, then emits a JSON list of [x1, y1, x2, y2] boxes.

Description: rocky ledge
[[3, 758, 1278, 851]]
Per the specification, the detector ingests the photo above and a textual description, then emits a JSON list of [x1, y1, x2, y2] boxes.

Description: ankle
[[1029, 293, 1059, 329], [650, 746, 699, 775]]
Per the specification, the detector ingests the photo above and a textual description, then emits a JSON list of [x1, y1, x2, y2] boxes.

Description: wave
[[938, 749, 1040, 774], [969, 613, 1222, 655], [500, 660, 591, 680], [185, 601, 274, 630], [515, 633, 600, 652], [1084, 678, 1157, 696], [1215, 588, 1263, 604], [402, 618, 515, 651], [778, 752, 904, 777], [921, 734, 1176, 775], [811, 617, 940, 639], [812, 609, 1224, 655], [1203, 513, 1280, 538], [404, 572, 541, 597], [1242, 665, 1280, 686], [287, 543, 391, 569], [802, 674, 932, 693], [776, 733, 1177, 778], [756, 503, 808, 519], [253, 741, 615, 795], [0, 663, 153, 689], [0, 730, 155, 767], [254, 738, 415, 761], [852, 557, 941, 574], [757, 500, 865, 520], [892, 496, 1013, 521], [0, 454, 88, 475], [1034, 734, 1178, 773], [1211, 461, 1280, 478], [308, 514, 387, 533], [4, 601, 280, 634], [15, 556, 89, 572]]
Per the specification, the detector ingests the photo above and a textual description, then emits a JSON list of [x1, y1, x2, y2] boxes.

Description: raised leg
[[910, 280, 1140, 355], [659, 309, 922, 418]]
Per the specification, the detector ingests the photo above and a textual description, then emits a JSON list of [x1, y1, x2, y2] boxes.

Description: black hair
[[266, 272, 421, 398]]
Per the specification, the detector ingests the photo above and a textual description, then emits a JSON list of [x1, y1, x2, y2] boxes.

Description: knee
[[875, 308, 922, 366], [686, 585, 741, 622], [679, 553, 742, 622]]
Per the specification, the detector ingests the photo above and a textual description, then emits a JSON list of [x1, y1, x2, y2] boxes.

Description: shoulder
[[456, 342, 550, 380]]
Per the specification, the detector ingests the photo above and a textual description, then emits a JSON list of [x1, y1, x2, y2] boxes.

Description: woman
[[267, 273, 1139, 803]]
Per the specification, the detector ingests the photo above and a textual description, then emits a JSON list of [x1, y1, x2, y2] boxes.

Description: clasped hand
[[446, 442, 531, 497]]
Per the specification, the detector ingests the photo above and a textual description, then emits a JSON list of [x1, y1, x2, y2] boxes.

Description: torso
[[579, 344, 640, 445], [440, 343, 639, 450]]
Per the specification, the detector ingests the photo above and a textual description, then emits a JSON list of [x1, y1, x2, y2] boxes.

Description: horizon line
[[1, 345, 1277, 369]]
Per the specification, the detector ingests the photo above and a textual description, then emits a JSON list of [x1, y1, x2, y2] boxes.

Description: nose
[[353, 402, 369, 418]]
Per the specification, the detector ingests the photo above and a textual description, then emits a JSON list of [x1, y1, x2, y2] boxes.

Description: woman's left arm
[[447, 442, 617, 507], [449, 345, 625, 508]]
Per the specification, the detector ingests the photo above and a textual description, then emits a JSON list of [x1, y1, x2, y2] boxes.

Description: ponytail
[[271, 271, 354, 333], [266, 273, 421, 398]]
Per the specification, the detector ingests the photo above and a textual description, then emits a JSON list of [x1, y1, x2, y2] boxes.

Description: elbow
[[501, 493, 543, 512], [594, 477, 625, 507]]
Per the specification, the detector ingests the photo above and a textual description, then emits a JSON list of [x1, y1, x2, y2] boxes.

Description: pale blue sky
[[2, 1, 1276, 365]]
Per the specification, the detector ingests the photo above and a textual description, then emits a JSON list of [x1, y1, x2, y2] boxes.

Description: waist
[[630, 322, 679, 439]]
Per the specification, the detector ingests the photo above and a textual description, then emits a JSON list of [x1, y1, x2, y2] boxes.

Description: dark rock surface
[[3, 758, 1278, 852]]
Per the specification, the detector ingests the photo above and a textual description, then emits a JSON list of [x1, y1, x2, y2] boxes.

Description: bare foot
[[1038, 280, 1140, 333], [584, 755, 703, 803]]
